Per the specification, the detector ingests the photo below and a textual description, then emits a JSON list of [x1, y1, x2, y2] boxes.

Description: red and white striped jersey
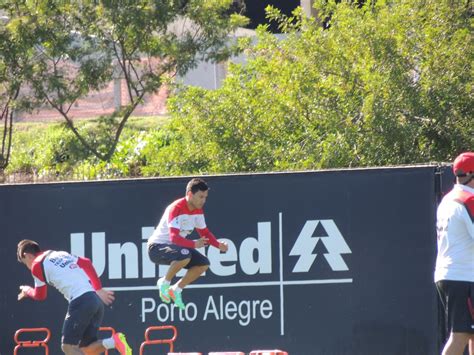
[[31, 250, 98, 301], [148, 197, 219, 248]]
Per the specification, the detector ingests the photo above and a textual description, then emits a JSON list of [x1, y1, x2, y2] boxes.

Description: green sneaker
[[157, 279, 170, 303], [169, 288, 185, 310], [113, 332, 132, 355]]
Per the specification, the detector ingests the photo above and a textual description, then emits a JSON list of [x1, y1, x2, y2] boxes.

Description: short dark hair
[[186, 178, 209, 194], [17, 239, 41, 262]]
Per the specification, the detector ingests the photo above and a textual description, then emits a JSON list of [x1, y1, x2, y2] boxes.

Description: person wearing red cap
[[435, 152, 474, 355]]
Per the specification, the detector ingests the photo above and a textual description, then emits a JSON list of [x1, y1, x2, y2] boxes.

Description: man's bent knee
[[195, 264, 209, 273]]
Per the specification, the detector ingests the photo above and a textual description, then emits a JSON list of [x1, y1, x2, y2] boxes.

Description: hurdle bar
[[14, 327, 51, 355]]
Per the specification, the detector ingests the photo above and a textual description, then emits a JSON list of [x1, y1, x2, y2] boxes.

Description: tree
[[148, 0, 472, 175], [0, 23, 17, 172], [4, 0, 247, 161], [0, 8, 41, 171]]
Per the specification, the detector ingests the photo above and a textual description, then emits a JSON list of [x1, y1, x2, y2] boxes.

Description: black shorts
[[148, 243, 210, 269], [436, 280, 474, 334], [62, 291, 104, 347]]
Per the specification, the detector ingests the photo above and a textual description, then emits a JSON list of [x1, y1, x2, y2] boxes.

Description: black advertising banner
[[0, 167, 439, 354]]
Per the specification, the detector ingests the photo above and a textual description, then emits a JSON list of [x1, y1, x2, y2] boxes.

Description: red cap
[[453, 152, 474, 176]]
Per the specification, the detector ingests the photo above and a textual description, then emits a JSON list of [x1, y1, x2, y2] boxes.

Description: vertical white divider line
[[279, 212, 285, 336]]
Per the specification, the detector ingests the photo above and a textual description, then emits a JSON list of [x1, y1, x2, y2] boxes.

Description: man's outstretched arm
[[18, 261, 47, 301]]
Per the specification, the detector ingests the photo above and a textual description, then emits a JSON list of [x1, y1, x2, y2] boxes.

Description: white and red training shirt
[[25, 250, 102, 302], [435, 184, 474, 283], [148, 197, 219, 249]]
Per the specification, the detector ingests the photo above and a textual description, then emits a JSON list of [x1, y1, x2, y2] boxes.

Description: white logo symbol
[[289, 220, 351, 272], [181, 249, 190, 255]]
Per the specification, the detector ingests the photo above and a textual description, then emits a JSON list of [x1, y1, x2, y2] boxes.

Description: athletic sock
[[102, 336, 115, 349], [159, 277, 170, 285], [171, 285, 183, 293]]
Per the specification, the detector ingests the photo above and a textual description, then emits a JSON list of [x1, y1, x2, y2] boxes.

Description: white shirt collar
[[454, 183, 474, 194]]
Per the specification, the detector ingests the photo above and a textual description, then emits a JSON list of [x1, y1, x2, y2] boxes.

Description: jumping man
[[17, 239, 132, 355], [147, 178, 228, 310]]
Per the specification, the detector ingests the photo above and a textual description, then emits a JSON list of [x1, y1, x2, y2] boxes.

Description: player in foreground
[[17, 239, 132, 355], [148, 177, 228, 310], [435, 152, 474, 355]]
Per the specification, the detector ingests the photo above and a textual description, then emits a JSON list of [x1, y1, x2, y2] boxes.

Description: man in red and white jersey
[[435, 152, 474, 355], [147, 177, 228, 310], [17, 239, 132, 355]]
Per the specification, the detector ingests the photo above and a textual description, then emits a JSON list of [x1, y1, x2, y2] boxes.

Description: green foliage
[[4, 119, 163, 180], [153, 0, 472, 174], [3, 0, 472, 180], [7, 124, 89, 175], [1, 0, 248, 163]]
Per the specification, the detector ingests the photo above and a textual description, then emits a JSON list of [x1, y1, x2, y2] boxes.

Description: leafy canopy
[[1, 0, 248, 163], [156, 0, 472, 175]]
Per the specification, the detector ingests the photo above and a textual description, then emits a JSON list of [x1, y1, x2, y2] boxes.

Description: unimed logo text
[[70, 217, 351, 280], [69, 214, 353, 333]]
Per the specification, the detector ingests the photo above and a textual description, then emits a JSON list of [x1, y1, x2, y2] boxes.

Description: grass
[[9, 115, 169, 133], [126, 115, 169, 130], [0, 115, 170, 177]]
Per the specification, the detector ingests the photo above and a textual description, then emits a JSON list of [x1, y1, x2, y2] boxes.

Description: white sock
[[171, 285, 183, 293], [159, 277, 170, 285], [102, 336, 115, 349]]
